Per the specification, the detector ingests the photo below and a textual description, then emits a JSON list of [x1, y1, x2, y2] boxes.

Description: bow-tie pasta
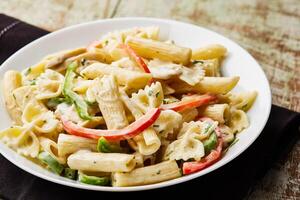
[[0, 126, 39, 158], [22, 102, 59, 135], [35, 69, 64, 100], [131, 82, 164, 113]]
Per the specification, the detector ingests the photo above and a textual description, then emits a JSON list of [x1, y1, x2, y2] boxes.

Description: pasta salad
[[0, 26, 257, 187]]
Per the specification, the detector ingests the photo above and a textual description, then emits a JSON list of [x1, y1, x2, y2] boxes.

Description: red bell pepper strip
[[119, 44, 151, 73], [61, 108, 161, 141], [182, 137, 223, 175], [160, 94, 216, 112]]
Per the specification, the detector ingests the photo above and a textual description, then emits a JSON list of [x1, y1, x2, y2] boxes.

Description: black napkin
[[0, 14, 299, 200]]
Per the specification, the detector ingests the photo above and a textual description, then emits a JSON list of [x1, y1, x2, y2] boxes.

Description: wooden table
[[0, 0, 299, 199]]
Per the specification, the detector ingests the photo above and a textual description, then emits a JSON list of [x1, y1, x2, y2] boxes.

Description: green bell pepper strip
[[63, 168, 77, 180], [78, 172, 110, 186], [38, 152, 64, 175], [46, 97, 68, 109], [97, 137, 124, 153], [203, 132, 217, 155], [63, 62, 91, 120]]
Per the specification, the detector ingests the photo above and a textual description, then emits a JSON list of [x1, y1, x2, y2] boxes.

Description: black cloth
[[0, 14, 299, 200]]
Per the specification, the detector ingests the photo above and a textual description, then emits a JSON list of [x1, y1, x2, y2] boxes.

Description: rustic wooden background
[[0, 0, 299, 199]]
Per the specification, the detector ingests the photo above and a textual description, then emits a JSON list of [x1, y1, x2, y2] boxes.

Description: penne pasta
[[192, 44, 227, 60], [57, 134, 97, 157], [65, 50, 112, 66], [194, 59, 220, 77], [45, 47, 86, 68], [92, 75, 128, 129], [170, 76, 240, 94], [125, 36, 192, 65], [112, 160, 181, 186], [80, 63, 152, 90], [67, 150, 136, 172]]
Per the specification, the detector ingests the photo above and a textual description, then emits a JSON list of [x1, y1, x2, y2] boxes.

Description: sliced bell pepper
[[160, 94, 216, 112], [38, 151, 64, 175], [63, 62, 92, 120], [63, 168, 77, 180], [182, 137, 223, 175], [203, 131, 217, 154], [61, 108, 161, 141], [97, 137, 124, 153], [119, 44, 151, 73], [78, 172, 110, 186]]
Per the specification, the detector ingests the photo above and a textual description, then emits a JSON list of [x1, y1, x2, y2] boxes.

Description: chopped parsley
[[148, 90, 154, 96], [156, 170, 161, 175], [29, 79, 36, 85], [192, 60, 204, 65], [24, 67, 32, 76], [80, 58, 87, 66], [153, 124, 160, 128], [155, 92, 160, 98], [241, 103, 248, 110]]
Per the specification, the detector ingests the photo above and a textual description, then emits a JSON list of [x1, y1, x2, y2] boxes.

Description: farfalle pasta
[[1, 26, 257, 187]]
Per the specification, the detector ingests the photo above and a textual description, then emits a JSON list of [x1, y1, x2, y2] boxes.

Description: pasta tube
[[45, 47, 86, 68], [194, 59, 220, 77], [112, 160, 181, 186], [125, 36, 192, 65], [78, 171, 110, 186], [3, 70, 23, 124], [65, 50, 112, 65], [57, 134, 97, 157], [67, 151, 136, 172], [80, 63, 152, 90], [171, 76, 239, 94], [92, 75, 128, 130], [192, 44, 227, 60]]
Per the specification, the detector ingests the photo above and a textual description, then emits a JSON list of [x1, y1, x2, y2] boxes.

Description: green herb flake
[[148, 90, 154, 96], [159, 130, 164, 134], [156, 170, 161, 175], [24, 67, 32, 76], [241, 103, 248, 110], [192, 60, 204, 65], [155, 92, 160, 98], [80, 58, 87, 66], [153, 124, 160, 128], [29, 79, 36, 85]]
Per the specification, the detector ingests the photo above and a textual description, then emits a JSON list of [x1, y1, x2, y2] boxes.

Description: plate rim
[[0, 17, 272, 192]]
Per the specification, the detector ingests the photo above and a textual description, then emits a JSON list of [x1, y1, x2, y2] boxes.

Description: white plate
[[0, 18, 271, 192]]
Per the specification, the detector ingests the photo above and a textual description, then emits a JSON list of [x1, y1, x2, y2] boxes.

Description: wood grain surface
[[0, 0, 299, 199]]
